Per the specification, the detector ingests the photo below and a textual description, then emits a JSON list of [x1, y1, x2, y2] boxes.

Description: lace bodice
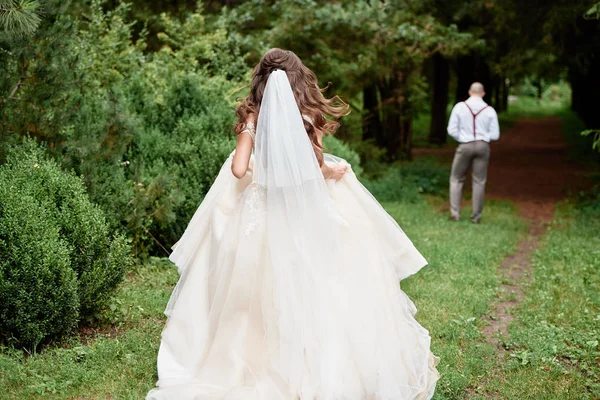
[[241, 122, 256, 143]]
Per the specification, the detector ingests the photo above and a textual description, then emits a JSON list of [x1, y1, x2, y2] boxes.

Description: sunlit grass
[[479, 204, 600, 399], [0, 260, 177, 399], [388, 199, 526, 398]]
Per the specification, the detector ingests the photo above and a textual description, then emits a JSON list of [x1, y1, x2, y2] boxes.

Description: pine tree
[[0, 0, 42, 38]]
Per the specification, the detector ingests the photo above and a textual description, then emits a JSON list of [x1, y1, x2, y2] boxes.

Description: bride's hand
[[322, 163, 348, 181]]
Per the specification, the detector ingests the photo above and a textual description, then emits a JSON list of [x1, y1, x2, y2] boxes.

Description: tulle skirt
[[146, 153, 439, 400]]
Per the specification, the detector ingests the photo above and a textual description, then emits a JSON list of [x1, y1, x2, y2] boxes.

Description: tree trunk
[[428, 52, 450, 145], [569, 70, 583, 115], [455, 54, 475, 103], [501, 78, 509, 112], [455, 53, 494, 106], [494, 76, 503, 111], [362, 84, 381, 141], [400, 114, 412, 161], [569, 63, 600, 128], [564, 14, 600, 128], [534, 79, 543, 103], [379, 77, 399, 160], [378, 72, 413, 160], [476, 58, 493, 105]]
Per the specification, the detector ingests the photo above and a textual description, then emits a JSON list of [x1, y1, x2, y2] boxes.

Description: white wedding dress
[[147, 71, 439, 400]]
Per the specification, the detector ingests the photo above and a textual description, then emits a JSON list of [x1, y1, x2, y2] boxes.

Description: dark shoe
[[448, 216, 459, 222], [471, 219, 480, 224]]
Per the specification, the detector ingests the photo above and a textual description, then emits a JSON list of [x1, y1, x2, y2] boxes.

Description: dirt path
[[415, 117, 590, 346]]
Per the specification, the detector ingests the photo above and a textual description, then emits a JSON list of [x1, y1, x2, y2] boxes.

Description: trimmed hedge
[[0, 141, 132, 348]]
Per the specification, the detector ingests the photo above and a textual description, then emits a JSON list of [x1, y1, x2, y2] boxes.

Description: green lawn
[[392, 200, 526, 398], [0, 258, 176, 398], [478, 204, 600, 399], [0, 198, 526, 399]]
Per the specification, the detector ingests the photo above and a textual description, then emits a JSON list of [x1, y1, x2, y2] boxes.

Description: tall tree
[[224, 0, 472, 159], [416, 0, 483, 144]]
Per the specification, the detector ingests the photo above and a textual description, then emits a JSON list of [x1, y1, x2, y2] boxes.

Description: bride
[[147, 48, 439, 400]]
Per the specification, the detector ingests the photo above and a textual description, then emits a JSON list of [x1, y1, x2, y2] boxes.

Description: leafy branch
[[0, 0, 42, 38], [581, 130, 600, 152], [584, 2, 600, 19]]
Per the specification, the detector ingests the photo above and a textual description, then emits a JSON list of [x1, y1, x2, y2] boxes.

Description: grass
[[503, 96, 570, 119], [389, 199, 526, 399], [0, 259, 178, 399], [478, 204, 600, 399], [0, 193, 526, 399]]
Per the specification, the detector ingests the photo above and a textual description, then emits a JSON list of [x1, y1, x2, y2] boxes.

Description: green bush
[[324, 134, 363, 176], [363, 158, 448, 202], [0, 189, 79, 348], [52, 7, 238, 260], [122, 71, 237, 258], [0, 141, 132, 348], [1, 3, 363, 262]]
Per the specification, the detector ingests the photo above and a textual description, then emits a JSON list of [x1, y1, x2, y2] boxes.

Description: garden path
[[416, 117, 590, 346]]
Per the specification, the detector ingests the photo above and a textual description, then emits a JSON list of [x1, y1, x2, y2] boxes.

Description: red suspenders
[[463, 102, 490, 138]]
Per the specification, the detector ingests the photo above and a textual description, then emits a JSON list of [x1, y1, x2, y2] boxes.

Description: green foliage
[[0, 171, 79, 349], [585, 2, 600, 19], [559, 111, 600, 164], [581, 130, 600, 152], [323, 134, 362, 176], [223, 0, 476, 158], [513, 79, 572, 106], [504, 92, 570, 119], [124, 71, 237, 257], [363, 158, 448, 202], [0, 140, 132, 348], [0, 0, 42, 37], [155, 7, 248, 81], [1, 2, 243, 259], [247, 0, 474, 94]]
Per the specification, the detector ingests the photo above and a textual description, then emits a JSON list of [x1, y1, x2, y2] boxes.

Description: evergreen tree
[[0, 0, 42, 38]]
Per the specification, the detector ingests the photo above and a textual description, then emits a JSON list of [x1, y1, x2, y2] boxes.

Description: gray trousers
[[449, 140, 490, 222]]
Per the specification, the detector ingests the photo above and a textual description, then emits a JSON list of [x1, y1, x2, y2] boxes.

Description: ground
[[417, 116, 591, 343], [413, 115, 598, 399]]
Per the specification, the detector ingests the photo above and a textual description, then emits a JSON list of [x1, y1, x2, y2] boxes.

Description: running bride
[[147, 48, 439, 400]]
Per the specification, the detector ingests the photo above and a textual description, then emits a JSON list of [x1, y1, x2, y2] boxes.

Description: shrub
[[0, 189, 79, 348], [0, 141, 132, 348], [324, 134, 363, 176], [51, 8, 240, 260], [123, 71, 237, 258], [363, 158, 448, 202], [1, 3, 364, 262]]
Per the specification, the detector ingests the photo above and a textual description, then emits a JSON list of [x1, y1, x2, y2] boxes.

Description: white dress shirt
[[447, 96, 500, 143]]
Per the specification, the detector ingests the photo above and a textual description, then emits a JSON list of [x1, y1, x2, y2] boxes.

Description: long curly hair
[[234, 48, 350, 165]]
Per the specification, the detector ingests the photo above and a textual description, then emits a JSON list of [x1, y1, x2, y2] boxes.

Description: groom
[[447, 82, 500, 223]]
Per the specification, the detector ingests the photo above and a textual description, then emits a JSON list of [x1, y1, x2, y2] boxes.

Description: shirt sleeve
[[487, 108, 500, 141], [447, 104, 461, 141]]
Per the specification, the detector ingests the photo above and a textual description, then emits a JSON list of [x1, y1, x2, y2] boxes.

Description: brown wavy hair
[[234, 48, 350, 165]]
